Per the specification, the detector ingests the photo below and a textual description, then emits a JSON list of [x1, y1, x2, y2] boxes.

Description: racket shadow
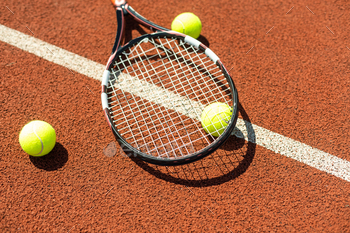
[[123, 16, 146, 44], [129, 103, 256, 187], [123, 15, 210, 48]]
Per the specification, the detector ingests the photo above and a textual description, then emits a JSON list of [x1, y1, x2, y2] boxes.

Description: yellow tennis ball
[[19, 120, 56, 157], [201, 102, 232, 137], [171, 12, 202, 39]]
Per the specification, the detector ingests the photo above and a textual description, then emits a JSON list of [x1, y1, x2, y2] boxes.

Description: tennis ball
[[171, 12, 202, 39], [201, 102, 232, 137], [19, 120, 56, 157]]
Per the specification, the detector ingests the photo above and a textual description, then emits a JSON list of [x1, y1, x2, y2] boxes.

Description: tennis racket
[[101, 0, 239, 166]]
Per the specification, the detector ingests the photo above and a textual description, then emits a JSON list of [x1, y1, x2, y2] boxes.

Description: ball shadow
[[29, 142, 68, 171], [129, 103, 256, 187], [197, 35, 210, 48]]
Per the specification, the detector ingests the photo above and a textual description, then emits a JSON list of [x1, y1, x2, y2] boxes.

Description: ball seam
[[174, 19, 186, 34], [32, 122, 44, 155]]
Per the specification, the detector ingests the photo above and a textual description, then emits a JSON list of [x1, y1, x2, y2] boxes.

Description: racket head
[[101, 32, 239, 166]]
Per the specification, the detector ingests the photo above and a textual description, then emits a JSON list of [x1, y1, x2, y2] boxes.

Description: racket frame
[[101, 0, 239, 165]]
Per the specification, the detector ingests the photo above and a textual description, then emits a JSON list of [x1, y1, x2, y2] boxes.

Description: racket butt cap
[[111, 0, 126, 6]]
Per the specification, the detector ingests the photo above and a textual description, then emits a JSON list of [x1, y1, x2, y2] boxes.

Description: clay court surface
[[1, 0, 350, 232]]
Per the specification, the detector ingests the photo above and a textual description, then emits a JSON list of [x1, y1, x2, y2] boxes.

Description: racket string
[[162, 38, 222, 112], [109, 79, 153, 151], [170, 38, 231, 105], [114, 49, 223, 103], [113, 50, 186, 158], [109, 65, 226, 106], [115, 42, 223, 95], [107, 73, 230, 117], [109, 70, 205, 122], [109, 76, 202, 157], [148, 37, 215, 154], [111, 54, 221, 156], [155, 38, 212, 147], [108, 36, 233, 158], [131, 40, 194, 157], [119, 59, 181, 157], [112, 39, 230, 111]]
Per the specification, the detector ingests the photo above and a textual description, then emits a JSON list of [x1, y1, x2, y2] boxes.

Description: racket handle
[[111, 6, 125, 54]]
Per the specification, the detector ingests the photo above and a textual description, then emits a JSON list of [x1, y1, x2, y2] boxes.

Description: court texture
[[1, 0, 349, 232]]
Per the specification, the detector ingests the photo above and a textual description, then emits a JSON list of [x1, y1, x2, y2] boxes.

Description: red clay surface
[[1, 0, 350, 232]]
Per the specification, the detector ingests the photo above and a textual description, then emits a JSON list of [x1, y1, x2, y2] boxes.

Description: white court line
[[1, 24, 349, 182]]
